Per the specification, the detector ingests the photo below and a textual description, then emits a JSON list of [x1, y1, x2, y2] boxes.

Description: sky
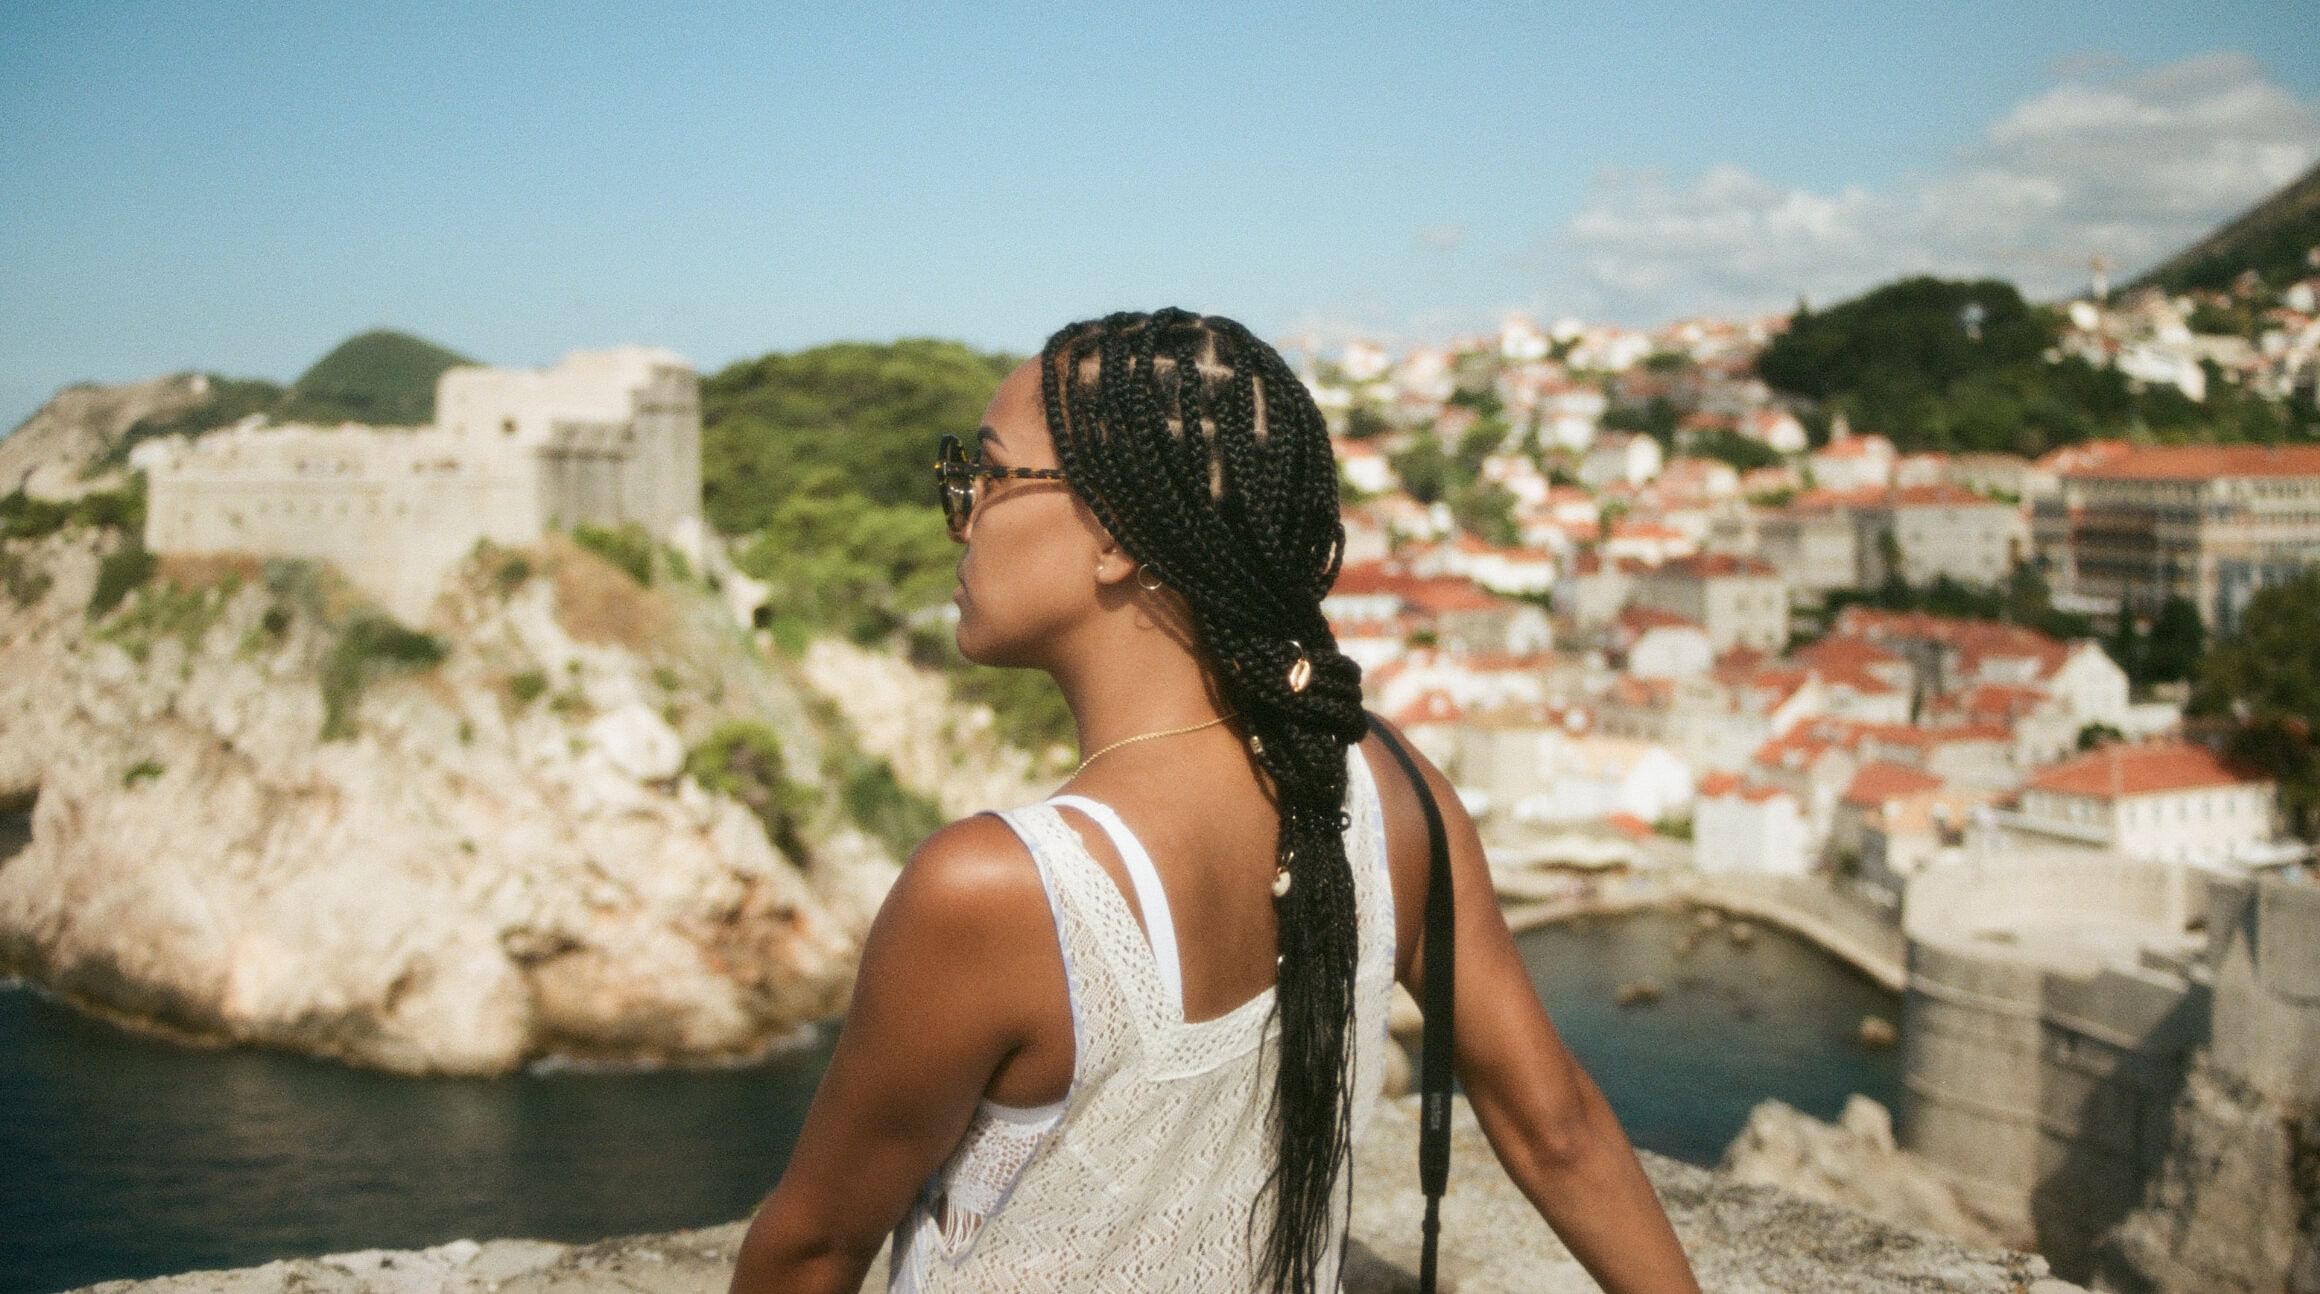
[[3, 1, 2317, 432]]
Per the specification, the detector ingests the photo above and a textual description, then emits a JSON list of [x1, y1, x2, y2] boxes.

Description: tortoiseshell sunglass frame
[[933, 433, 1068, 538]]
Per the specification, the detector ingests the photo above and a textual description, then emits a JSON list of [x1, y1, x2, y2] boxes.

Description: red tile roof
[[1603, 811, 1656, 841], [1842, 761, 1946, 807], [1887, 483, 2004, 507], [1649, 552, 1779, 579], [2064, 445, 2320, 482], [1618, 605, 1702, 633], [2027, 740, 2268, 798], [2033, 440, 2132, 473], [1791, 635, 1905, 672], [1698, 771, 1743, 797]]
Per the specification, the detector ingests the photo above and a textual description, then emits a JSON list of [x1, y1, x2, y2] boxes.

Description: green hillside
[[701, 338, 1018, 531], [100, 330, 471, 467], [280, 330, 473, 426], [2128, 161, 2320, 296], [1757, 276, 2311, 455]]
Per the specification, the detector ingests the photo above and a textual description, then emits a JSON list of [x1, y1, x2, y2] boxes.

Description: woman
[[732, 310, 1700, 1293]]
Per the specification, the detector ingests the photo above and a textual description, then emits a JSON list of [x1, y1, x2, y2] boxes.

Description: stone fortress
[[1899, 841, 2320, 1288], [137, 347, 703, 620]]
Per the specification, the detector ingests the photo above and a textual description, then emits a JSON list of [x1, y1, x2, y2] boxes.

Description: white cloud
[[1561, 52, 2320, 322]]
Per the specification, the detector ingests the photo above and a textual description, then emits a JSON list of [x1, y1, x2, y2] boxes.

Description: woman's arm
[[729, 815, 1062, 1294], [1369, 724, 1703, 1294]]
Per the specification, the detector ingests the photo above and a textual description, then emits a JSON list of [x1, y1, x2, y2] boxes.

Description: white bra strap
[[1047, 795, 1184, 1014]]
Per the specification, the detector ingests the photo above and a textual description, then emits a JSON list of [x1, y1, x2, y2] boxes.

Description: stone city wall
[[1897, 853, 2212, 1279], [143, 426, 539, 621], [2208, 875, 2320, 1106]]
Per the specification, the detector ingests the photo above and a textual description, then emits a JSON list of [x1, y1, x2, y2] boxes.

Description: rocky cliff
[[0, 372, 210, 500], [0, 521, 1003, 1075]]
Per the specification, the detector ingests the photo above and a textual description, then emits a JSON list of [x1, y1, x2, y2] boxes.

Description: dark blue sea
[[0, 881, 1898, 1292]]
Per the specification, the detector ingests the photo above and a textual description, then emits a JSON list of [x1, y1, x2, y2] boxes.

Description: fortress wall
[[141, 348, 699, 624], [1902, 848, 2193, 942], [2209, 876, 2320, 1106], [1898, 854, 2209, 1263], [1901, 937, 2047, 1218], [148, 435, 536, 621]]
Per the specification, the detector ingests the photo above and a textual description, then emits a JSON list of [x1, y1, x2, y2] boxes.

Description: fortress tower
[[142, 347, 702, 621]]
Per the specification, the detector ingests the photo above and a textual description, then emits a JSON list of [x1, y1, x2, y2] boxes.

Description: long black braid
[[1039, 310, 1367, 1294]]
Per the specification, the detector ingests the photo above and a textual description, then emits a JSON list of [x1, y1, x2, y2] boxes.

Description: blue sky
[[3, 2, 2316, 431]]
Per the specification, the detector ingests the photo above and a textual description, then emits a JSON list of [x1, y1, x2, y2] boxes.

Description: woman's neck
[[1044, 620, 1234, 762]]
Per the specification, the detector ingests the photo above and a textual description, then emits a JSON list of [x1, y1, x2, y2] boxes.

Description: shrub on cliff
[[735, 474, 954, 645], [3, 477, 148, 542], [571, 523, 654, 587], [87, 544, 157, 617], [320, 612, 449, 740], [686, 721, 811, 863], [833, 751, 945, 862]]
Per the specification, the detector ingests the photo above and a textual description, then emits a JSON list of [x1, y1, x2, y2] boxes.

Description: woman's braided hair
[[1039, 309, 1367, 1293]]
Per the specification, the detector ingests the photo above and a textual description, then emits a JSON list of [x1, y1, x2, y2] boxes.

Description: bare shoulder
[[870, 814, 1050, 953]]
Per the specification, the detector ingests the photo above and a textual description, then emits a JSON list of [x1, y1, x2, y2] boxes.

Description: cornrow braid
[[1039, 310, 1367, 1294]]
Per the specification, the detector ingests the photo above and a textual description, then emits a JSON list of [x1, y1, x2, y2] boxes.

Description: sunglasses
[[933, 433, 1068, 538]]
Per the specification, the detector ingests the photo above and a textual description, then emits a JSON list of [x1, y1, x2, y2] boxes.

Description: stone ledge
[[72, 1098, 2081, 1294]]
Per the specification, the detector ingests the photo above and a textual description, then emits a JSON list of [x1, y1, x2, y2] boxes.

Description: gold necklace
[[1073, 713, 1238, 777]]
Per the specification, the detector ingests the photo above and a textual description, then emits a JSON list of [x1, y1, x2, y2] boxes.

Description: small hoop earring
[[1134, 566, 1165, 593]]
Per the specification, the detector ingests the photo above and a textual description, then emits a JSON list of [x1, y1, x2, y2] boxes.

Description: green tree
[[2141, 596, 2206, 684], [2190, 570, 2320, 839], [1687, 428, 1783, 473], [1389, 431, 1452, 504], [701, 340, 1018, 531], [734, 469, 956, 643]]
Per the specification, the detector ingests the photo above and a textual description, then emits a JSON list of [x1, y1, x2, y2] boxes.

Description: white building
[[1462, 727, 1693, 827], [1998, 740, 2289, 870], [1579, 432, 1663, 489], [1694, 774, 1812, 876]]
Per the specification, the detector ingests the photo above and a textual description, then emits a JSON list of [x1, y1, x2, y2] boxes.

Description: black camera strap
[[1364, 713, 1453, 1293]]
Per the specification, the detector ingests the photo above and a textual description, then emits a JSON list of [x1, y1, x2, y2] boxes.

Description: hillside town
[[1304, 270, 2320, 899]]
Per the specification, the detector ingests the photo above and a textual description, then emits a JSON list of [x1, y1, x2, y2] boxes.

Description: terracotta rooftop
[[2064, 444, 2320, 482], [1603, 811, 1657, 841], [1649, 552, 1779, 579], [1813, 435, 1895, 460], [2027, 740, 2268, 798], [1887, 483, 2004, 507], [1842, 761, 1947, 807], [1790, 635, 1905, 673], [1618, 605, 1703, 634]]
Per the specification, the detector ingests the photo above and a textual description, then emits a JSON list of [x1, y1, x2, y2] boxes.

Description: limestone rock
[[1718, 1096, 2022, 1253], [797, 637, 1052, 819], [2092, 1057, 2320, 1294], [0, 534, 903, 1075], [0, 372, 211, 501]]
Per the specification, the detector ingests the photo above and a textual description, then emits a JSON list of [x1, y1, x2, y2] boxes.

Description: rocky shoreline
[[1499, 867, 1908, 991], [68, 1096, 2081, 1294]]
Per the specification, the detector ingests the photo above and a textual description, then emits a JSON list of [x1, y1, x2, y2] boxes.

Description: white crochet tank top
[[889, 743, 1398, 1293]]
